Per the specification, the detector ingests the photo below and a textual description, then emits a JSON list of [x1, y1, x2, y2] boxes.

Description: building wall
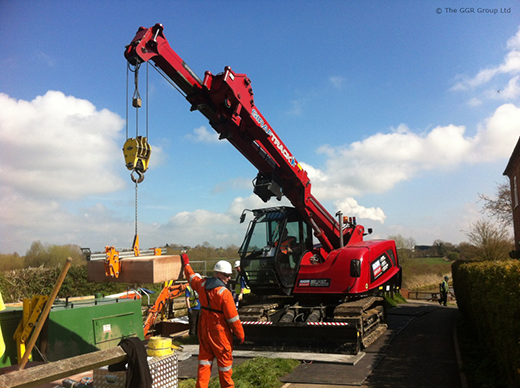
[[509, 169, 520, 252], [504, 137, 520, 256]]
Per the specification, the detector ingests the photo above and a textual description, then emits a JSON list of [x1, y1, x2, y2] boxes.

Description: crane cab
[[238, 207, 312, 296]]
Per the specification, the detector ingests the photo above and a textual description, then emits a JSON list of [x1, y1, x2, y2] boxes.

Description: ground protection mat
[[280, 304, 436, 386]]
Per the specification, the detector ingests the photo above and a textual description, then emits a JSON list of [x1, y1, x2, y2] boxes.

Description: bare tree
[[479, 181, 513, 226], [388, 234, 415, 263], [465, 219, 513, 261]]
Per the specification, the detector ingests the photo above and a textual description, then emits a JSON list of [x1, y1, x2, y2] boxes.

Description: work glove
[[180, 253, 190, 266], [238, 294, 243, 301]]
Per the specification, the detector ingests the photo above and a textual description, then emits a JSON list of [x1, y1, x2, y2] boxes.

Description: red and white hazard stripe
[[241, 321, 349, 326]]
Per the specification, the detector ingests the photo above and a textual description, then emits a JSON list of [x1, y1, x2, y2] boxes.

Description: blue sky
[[1, 1, 519, 254]]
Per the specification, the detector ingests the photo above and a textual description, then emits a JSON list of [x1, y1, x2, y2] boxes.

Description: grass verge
[[384, 292, 407, 308], [179, 357, 300, 388]]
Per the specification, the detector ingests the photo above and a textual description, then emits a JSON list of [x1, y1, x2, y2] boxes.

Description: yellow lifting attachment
[[123, 136, 152, 183], [103, 234, 162, 278], [13, 295, 49, 364], [104, 245, 121, 278]]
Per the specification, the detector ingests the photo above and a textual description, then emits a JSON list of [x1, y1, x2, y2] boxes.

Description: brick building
[[503, 136, 520, 258]]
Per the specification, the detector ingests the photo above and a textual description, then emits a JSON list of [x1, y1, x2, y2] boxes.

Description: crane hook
[[131, 170, 145, 184]]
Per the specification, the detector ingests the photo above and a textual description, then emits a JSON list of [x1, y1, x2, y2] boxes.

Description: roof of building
[[504, 136, 520, 177]]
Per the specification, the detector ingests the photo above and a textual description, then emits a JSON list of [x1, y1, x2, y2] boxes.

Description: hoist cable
[[135, 97, 139, 137], [125, 61, 144, 237], [146, 62, 149, 139], [125, 64, 129, 140], [135, 180, 138, 237], [135, 65, 139, 138], [149, 62, 187, 97]]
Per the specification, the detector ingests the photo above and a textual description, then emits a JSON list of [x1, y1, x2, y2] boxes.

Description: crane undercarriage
[[237, 296, 386, 354]]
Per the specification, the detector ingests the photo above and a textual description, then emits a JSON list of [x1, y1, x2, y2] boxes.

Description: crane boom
[[124, 23, 348, 252]]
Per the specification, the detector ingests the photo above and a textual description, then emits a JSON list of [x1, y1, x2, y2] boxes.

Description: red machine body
[[296, 239, 399, 295]]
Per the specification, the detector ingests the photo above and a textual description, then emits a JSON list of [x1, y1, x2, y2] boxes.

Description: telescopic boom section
[[124, 24, 348, 251]]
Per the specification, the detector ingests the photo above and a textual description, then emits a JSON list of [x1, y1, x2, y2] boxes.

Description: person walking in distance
[[185, 283, 201, 336], [181, 253, 245, 388], [439, 276, 449, 306]]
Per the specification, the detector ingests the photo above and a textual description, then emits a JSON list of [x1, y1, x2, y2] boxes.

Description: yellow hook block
[[123, 136, 152, 178]]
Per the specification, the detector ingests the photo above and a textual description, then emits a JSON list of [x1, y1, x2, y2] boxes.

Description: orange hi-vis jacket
[[185, 264, 244, 388]]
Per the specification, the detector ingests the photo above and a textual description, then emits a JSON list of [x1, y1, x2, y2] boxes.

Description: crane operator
[[181, 254, 245, 388]]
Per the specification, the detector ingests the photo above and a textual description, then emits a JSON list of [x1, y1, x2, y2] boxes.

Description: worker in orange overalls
[[181, 254, 245, 388]]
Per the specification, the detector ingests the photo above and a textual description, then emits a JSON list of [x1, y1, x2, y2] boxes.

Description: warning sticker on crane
[[371, 253, 391, 282], [297, 279, 331, 287]]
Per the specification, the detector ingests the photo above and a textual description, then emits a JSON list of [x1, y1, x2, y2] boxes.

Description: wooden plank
[[87, 255, 184, 283], [0, 346, 127, 388]]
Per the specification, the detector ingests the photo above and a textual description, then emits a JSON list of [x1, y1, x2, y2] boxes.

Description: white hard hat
[[234, 260, 241, 268], [214, 260, 233, 275]]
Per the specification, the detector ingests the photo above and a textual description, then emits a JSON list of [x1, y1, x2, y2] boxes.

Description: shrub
[[452, 260, 520, 387], [0, 265, 160, 303], [447, 252, 459, 261]]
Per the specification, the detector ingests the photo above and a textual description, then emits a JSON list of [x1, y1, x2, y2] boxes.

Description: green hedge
[[0, 265, 164, 303], [452, 260, 520, 387]]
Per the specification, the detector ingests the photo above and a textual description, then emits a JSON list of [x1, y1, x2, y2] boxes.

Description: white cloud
[[467, 97, 483, 107], [329, 76, 346, 89], [34, 50, 56, 67], [486, 75, 520, 100], [153, 194, 280, 247], [287, 99, 304, 116], [2, 96, 518, 253], [212, 177, 253, 193], [470, 103, 520, 161], [184, 126, 220, 144], [0, 91, 125, 200], [452, 27, 520, 101], [0, 185, 133, 254], [334, 197, 386, 223], [0, 91, 129, 253], [507, 27, 520, 50], [301, 103, 520, 201]]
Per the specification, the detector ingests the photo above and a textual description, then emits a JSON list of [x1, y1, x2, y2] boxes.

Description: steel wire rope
[[133, 62, 140, 138], [148, 62, 187, 97], [125, 63, 129, 140], [127, 61, 144, 237], [126, 61, 186, 239], [135, 180, 138, 237], [146, 62, 149, 138]]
